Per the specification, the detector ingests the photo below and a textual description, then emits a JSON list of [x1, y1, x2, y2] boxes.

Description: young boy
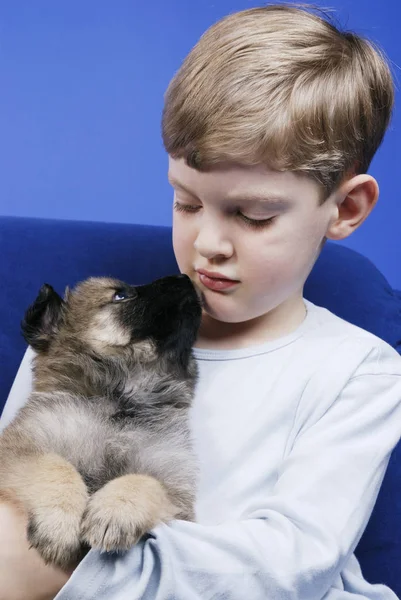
[[1, 4, 401, 599]]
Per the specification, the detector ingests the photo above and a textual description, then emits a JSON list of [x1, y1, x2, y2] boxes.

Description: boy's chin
[[200, 299, 253, 325]]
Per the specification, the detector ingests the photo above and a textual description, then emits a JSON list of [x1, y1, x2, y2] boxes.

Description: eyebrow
[[167, 174, 291, 207]]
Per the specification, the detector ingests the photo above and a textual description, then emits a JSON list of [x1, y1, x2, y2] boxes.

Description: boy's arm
[[0, 501, 72, 600], [54, 350, 401, 600]]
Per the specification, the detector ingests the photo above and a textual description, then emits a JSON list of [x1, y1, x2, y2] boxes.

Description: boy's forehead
[[168, 157, 322, 205]]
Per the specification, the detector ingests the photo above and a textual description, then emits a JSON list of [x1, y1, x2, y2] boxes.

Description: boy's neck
[[194, 293, 307, 351]]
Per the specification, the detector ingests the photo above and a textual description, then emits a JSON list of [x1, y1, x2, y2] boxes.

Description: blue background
[[0, 1, 400, 288]]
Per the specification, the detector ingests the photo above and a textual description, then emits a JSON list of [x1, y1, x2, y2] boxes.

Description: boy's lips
[[196, 268, 239, 282], [196, 269, 240, 291]]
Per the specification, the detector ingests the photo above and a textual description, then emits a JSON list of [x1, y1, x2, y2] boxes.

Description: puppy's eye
[[113, 290, 128, 302]]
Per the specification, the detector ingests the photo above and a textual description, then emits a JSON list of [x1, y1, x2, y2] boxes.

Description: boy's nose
[[193, 225, 234, 259]]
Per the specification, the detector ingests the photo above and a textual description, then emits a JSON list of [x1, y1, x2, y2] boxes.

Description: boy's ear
[[325, 174, 379, 241], [21, 284, 65, 352]]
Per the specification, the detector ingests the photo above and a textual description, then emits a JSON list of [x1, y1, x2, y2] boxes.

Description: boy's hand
[[0, 501, 74, 600]]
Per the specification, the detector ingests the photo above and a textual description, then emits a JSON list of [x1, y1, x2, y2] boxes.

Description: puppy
[[0, 274, 202, 570]]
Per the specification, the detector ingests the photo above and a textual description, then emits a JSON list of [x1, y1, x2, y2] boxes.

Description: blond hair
[[162, 3, 394, 199]]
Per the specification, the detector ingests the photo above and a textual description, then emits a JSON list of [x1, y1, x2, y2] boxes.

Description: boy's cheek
[[253, 250, 314, 292], [172, 237, 192, 274]]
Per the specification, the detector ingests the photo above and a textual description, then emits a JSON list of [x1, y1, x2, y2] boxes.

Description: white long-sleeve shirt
[[2, 299, 401, 599]]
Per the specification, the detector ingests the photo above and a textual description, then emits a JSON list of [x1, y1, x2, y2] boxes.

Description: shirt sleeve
[[0, 346, 34, 432], [55, 356, 401, 600]]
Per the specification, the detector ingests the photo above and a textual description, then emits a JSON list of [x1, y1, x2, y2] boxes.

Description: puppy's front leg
[[0, 452, 89, 570], [80, 474, 179, 552]]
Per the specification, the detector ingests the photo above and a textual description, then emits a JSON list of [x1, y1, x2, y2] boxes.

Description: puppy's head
[[21, 275, 202, 370]]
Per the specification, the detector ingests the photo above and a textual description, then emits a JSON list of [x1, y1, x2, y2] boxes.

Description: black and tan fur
[[0, 274, 202, 570]]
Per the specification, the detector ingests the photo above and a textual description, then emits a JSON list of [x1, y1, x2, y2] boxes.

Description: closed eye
[[173, 202, 276, 230], [239, 213, 276, 229]]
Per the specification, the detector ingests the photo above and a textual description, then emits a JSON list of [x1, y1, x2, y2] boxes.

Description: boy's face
[[169, 157, 339, 330]]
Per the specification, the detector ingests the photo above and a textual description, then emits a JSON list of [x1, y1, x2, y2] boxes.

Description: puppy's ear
[[21, 284, 64, 352]]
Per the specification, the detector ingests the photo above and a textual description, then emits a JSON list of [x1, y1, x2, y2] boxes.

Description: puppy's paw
[[23, 454, 89, 570], [80, 474, 179, 553], [27, 504, 88, 571]]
